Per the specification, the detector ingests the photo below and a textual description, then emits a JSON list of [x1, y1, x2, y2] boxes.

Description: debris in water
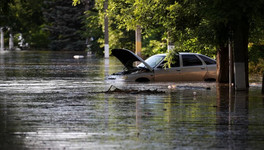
[[168, 84, 176, 89], [73, 55, 84, 59], [177, 85, 211, 90], [105, 85, 165, 94]]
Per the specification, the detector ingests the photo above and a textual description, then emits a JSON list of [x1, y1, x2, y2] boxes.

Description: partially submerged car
[[107, 49, 216, 82]]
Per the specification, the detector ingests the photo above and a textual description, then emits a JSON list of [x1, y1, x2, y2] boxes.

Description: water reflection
[[0, 51, 263, 149], [215, 85, 249, 149], [0, 94, 26, 149]]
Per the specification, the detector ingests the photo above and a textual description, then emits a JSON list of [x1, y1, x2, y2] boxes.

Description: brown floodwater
[[0, 51, 263, 149]]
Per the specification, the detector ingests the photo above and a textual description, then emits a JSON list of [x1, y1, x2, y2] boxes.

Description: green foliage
[[164, 50, 179, 68], [18, 0, 50, 49], [249, 45, 264, 63], [72, 0, 218, 57], [73, 0, 136, 55], [108, 28, 135, 50], [83, 9, 104, 55], [108, 0, 136, 30], [0, 0, 14, 26], [72, 0, 81, 6], [249, 58, 264, 75], [114, 0, 215, 57], [1, 0, 50, 49], [28, 26, 50, 49], [71, 0, 264, 64], [249, 14, 264, 44], [176, 28, 217, 58], [142, 40, 167, 57], [141, 26, 167, 57], [2, 0, 264, 55], [248, 45, 264, 74]]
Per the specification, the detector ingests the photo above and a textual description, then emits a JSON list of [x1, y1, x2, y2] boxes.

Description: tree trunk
[[215, 23, 230, 84], [217, 46, 229, 83], [232, 16, 249, 90]]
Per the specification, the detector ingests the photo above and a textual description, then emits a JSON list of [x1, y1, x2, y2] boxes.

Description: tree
[[82, 6, 104, 55], [44, 0, 86, 51], [14, 0, 49, 49], [0, 0, 14, 27], [1, 0, 50, 49], [197, 0, 264, 89]]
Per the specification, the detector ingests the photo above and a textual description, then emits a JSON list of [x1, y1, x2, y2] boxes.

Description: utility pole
[[135, 25, 142, 57], [104, 0, 109, 58], [0, 27, 4, 51], [167, 31, 175, 52], [261, 72, 264, 94], [228, 37, 233, 87], [8, 28, 14, 50]]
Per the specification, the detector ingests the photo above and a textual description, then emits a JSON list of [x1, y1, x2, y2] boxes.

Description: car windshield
[[138, 55, 165, 68]]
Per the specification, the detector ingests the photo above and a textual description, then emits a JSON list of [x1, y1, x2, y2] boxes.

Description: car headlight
[[122, 76, 128, 79]]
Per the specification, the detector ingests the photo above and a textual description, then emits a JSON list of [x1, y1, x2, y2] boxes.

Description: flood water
[[0, 51, 263, 149]]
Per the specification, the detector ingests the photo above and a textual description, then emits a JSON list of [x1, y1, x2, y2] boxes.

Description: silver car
[[107, 49, 216, 82]]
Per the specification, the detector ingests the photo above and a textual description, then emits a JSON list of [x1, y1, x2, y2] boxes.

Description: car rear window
[[198, 55, 216, 65], [182, 55, 203, 66]]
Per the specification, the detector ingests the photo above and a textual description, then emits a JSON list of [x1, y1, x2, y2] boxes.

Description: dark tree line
[[0, 0, 91, 51], [43, 0, 87, 51]]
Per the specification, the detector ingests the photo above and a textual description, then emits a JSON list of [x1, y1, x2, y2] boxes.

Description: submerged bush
[[248, 45, 264, 75], [249, 58, 264, 75]]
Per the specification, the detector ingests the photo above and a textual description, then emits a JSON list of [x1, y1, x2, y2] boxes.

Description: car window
[[138, 55, 165, 68], [157, 55, 180, 68], [182, 54, 203, 66], [198, 55, 216, 65], [171, 55, 180, 67]]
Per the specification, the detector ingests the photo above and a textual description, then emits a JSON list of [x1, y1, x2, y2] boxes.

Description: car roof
[[153, 52, 199, 56], [179, 52, 198, 55]]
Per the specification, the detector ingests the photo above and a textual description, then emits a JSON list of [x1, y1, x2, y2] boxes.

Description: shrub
[[249, 58, 264, 75]]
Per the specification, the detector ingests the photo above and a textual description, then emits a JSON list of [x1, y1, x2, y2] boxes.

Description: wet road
[[0, 51, 263, 149]]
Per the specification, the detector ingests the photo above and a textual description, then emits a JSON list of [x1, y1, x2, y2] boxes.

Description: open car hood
[[111, 49, 153, 71]]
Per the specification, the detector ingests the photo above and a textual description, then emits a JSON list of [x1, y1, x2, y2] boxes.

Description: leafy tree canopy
[[73, 0, 264, 58]]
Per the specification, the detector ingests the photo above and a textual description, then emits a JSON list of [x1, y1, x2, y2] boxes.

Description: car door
[[154, 55, 182, 81], [197, 54, 217, 79], [180, 54, 207, 81]]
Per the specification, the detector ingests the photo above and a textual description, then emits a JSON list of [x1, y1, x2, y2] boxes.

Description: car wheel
[[135, 78, 150, 82]]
